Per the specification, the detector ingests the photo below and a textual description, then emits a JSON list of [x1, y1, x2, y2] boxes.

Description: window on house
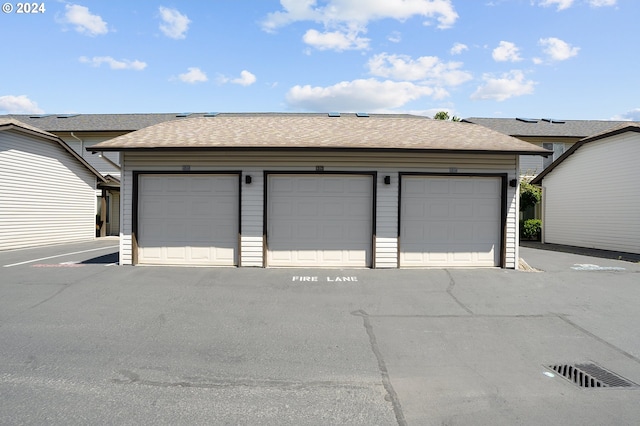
[[543, 143, 566, 169]]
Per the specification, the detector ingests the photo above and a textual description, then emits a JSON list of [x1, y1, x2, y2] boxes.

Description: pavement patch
[[571, 264, 626, 271]]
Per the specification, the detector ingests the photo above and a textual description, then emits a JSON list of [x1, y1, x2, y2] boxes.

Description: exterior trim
[[397, 172, 508, 268], [131, 170, 242, 266], [92, 146, 548, 156], [262, 171, 377, 268]]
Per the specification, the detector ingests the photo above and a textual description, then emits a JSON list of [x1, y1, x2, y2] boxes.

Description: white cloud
[[218, 70, 257, 86], [58, 4, 109, 36], [492, 41, 522, 62], [387, 31, 402, 43], [537, 0, 615, 9], [286, 78, 444, 112], [450, 42, 468, 55], [233, 70, 257, 86], [263, 0, 459, 31], [263, 0, 458, 51], [0, 95, 44, 114], [588, 0, 616, 7], [303, 28, 370, 51], [612, 108, 640, 121], [159, 6, 190, 39], [367, 53, 472, 86], [178, 67, 208, 84], [470, 70, 536, 101], [539, 37, 580, 61], [537, 0, 575, 10], [79, 56, 147, 71]]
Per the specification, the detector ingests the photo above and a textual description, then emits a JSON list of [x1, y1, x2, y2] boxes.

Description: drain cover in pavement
[[547, 363, 638, 388]]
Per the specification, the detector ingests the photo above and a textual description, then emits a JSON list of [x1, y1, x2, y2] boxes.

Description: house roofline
[[88, 146, 551, 157], [1, 119, 107, 183], [531, 125, 640, 184]]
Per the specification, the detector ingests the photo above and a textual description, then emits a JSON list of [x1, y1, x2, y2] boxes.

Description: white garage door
[[400, 175, 502, 267], [267, 174, 373, 267], [137, 174, 239, 266]]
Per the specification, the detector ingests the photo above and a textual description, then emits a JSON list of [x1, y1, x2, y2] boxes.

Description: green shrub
[[520, 179, 541, 212], [521, 219, 542, 240]]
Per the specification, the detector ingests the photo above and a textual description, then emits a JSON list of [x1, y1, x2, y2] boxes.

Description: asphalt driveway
[[1, 240, 639, 425]]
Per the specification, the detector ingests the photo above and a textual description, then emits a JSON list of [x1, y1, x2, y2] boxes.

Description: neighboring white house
[[532, 123, 640, 255], [89, 113, 549, 269], [0, 119, 105, 250], [463, 117, 634, 179], [0, 113, 229, 237]]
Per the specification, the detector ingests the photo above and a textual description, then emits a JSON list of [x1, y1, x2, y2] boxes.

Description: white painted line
[[3, 246, 119, 268]]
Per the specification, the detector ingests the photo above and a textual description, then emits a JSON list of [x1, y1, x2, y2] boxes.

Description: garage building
[[532, 123, 640, 255], [89, 113, 549, 269], [0, 119, 105, 250]]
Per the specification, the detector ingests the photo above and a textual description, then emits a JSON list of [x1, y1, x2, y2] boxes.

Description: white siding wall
[[120, 151, 519, 268], [519, 154, 543, 177], [59, 133, 123, 179], [0, 130, 96, 250], [542, 133, 640, 254]]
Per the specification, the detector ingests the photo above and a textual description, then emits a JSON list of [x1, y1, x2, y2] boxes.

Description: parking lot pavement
[[1, 239, 640, 425]]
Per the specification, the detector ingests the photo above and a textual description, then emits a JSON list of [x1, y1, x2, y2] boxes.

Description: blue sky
[[1, 0, 638, 119]]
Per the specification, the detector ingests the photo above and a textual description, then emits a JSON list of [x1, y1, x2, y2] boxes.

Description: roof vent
[[356, 112, 369, 117], [328, 112, 340, 117], [516, 118, 538, 123], [542, 118, 566, 124], [29, 114, 52, 119], [204, 112, 219, 117], [176, 113, 193, 118], [57, 114, 79, 118]]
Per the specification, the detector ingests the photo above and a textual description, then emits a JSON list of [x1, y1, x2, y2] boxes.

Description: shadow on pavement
[[81, 252, 119, 264], [520, 241, 640, 263]]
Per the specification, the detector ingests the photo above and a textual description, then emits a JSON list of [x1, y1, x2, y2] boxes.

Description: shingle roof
[[89, 113, 550, 155], [1, 113, 206, 132], [531, 123, 640, 184], [0, 117, 60, 139], [463, 117, 636, 138]]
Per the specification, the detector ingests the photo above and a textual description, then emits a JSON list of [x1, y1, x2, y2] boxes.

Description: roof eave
[[88, 146, 551, 156]]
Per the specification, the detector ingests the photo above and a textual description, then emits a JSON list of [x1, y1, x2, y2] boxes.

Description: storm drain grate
[[547, 363, 638, 388]]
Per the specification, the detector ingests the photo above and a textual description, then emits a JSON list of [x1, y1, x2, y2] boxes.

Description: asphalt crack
[[113, 369, 375, 391], [445, 269, 474, 315], [352, 309, 407, 426]]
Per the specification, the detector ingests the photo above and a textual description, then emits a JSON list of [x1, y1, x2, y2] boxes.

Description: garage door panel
[[267, 175, 373, 267], [400, 176, 501, 268], [137, 174, 238, 266]]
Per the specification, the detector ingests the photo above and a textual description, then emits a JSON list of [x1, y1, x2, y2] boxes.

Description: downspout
[[70, 132, 84, 157]]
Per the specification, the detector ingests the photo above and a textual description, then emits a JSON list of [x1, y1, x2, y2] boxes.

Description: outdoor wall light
[[509, 179, 518, 187], [245, 175, 252, 184], [384, 176, 391, 185]]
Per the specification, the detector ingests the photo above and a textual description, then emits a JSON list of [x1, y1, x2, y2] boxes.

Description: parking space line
[[3, 246, 119, 268]]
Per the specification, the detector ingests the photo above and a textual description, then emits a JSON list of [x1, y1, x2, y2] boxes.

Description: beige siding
[[0, 130, 96, 250], [108, 191, 120, 236], [241, 169, 263, 267], [120, 151, 519, 268], [542, 133, 640, 254], [375, 169, 399, 268]]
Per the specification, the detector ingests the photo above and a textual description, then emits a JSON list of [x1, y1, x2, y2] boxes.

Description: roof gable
[[531, 123, 640, 184], [0, 118, 106, 182]]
